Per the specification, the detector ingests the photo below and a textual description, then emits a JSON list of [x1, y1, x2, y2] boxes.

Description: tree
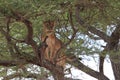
[[0, 0, 120, 80]]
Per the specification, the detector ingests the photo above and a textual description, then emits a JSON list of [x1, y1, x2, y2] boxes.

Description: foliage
[[0, 0, 120, 80]]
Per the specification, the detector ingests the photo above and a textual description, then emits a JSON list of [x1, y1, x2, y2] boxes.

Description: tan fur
[[41, 20, 65, 67]]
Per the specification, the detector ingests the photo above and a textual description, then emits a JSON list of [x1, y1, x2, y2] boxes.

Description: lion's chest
[[46, 35, 61, 51]]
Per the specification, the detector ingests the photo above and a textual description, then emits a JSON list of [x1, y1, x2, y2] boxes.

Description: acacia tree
[[0, 0, 120, 80]]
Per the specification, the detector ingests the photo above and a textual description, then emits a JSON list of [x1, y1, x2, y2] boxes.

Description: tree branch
[[3, 72, 40, 80], [64, 7, 78, 47], [10, 10, 39, 56], [75, 5, 110, 42], [107, 23, 120, 80], [67, 54, 109, 80], [108, 23, 120, 50], [0, 60, 25, 67], [0, 28, 16, 57]]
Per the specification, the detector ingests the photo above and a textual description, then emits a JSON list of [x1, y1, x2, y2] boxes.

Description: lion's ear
[[43, 21, 48, 28]]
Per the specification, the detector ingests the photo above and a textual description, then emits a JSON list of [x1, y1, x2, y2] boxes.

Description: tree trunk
[[52, 72, 65, 80], [98, 73, 109, 80], [51, 68, 65, 80], [110, 55, 120, 80]]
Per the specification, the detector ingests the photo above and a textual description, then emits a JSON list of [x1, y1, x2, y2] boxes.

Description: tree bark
[[51, 70, 65, 80], [68, 58, 109, 80], [110, 55, 120, 80]]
